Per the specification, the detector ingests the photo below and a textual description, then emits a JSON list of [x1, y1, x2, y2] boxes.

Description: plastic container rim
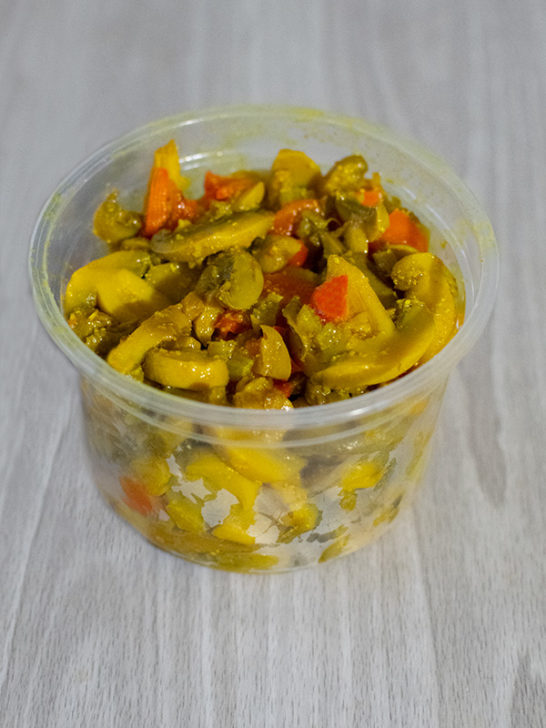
[[29, 104, 499, 430]]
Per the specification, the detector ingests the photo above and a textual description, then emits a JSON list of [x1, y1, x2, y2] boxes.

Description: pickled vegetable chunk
[[65, 140, 463, 407]]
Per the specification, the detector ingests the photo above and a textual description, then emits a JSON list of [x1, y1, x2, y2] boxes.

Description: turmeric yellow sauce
[[65, 141, 462, 409], [67, 141, 463, 569]]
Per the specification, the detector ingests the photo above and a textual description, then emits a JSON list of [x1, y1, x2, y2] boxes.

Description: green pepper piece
[[320, 155, 368, 196], [67, 308, 129, 354], [207, 340, 254, 381], [334, 196, 389, 242], [250, 292, 283, 329], [93, 191, 142, 244]]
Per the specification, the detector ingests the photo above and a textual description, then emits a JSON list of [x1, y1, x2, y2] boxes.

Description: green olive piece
[[335, 196, 390, 242], [320, 155, 368, 196], [93, 191, 142, 244]]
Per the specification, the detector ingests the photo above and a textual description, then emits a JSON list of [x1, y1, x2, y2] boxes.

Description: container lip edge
[[28, 104, 500, 430]]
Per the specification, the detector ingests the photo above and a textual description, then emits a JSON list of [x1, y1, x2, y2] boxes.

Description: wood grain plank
[[1, 0, 545, 726]]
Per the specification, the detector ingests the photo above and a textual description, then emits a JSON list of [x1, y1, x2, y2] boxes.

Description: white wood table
[[1, 1, 545, 725]]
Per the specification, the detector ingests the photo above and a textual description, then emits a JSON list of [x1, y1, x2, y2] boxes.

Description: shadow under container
[[29, 106, 498, 572]]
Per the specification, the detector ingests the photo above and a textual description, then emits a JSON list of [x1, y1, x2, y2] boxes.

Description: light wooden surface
[[2, 1, 545, 726]]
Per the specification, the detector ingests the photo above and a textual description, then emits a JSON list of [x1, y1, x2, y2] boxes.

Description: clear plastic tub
[[29, 106, 498, 572]]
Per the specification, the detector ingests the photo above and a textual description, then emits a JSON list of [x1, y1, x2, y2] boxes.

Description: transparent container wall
[[32, 108, 496, 571], [81, 373, 447, 572]]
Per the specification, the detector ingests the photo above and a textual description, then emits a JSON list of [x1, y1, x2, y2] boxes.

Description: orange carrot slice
[[143, 167, 199, 236], [263, 269, 316, 305], [143, 167, 173, 237], [204, 171, 255, 201], [215, 311, 250, 338], [310, 275, 349, 322], [381, 209, 429, 252], [273, 380, 295, 398], [120, 477, 155, 515], [360, 188, 382, 206], [272, 199, 321, 236]]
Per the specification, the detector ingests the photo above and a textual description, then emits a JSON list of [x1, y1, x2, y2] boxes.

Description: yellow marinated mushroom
[[150, 210, 274, 265], [211, 551, 279, 572], [185, 451, 262, 545], [216, 449, 316, 543], [278, 503, 320, 543], [197, 249, 264, 310], [391, 252, 459, 362], [64, 250, 152, 313], [166, 495, 206, 534], [193, 301, 224, 344], [147, 520, 261, 562], [347, 253, 398, 308], [185, 451, 262, 513], [212, 504, 256, 545], [254, 325, 291, 380], [107, 303, 191, 375], [312, 299, 435, 391], [338, 459, 385, 510], [269, 478, 320, 542], [142, 349, 229, 390], [131, 454, 172, 496], [267, 148, 321, 206], [232, 377, 293, 409], [219, 446, 305, 483], [95, 269, 171, 323]]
